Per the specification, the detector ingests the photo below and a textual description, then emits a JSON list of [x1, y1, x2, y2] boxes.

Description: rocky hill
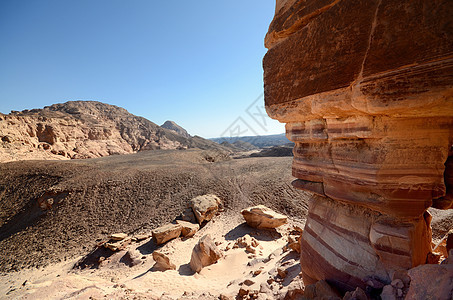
[[0, 101, 230, 162], [211, 133, 292, 148], [161, 120, 191, 138]]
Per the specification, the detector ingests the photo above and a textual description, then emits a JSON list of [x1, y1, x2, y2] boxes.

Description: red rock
[[263, 0, 453, 293], [406, 264, 453, 300]]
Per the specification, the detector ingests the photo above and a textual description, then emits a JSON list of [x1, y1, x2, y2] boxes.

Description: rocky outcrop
[[264, 0, 453, 293], [189, 234, 222, 273], [161, 120, 191, 138], [0, 101, 231, 163], [190, 194, 221, 225], [152, 223, 182, 245], [241, 205, 287, 229]]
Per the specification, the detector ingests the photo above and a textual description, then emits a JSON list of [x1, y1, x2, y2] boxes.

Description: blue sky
[[0, 1, 284, 138]]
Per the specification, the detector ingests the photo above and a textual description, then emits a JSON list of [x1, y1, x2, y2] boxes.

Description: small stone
[[238, 288, 249, 297], [134, 234, 149, 241], [391, 279, 404, 289], [277, 268, 287, 279], [253, 269, 262, 276], [381, 285, 396, 300], [152, 251, 176, 271], [109, 233, 127, 241], [242, 279, 255, 286], [176, 220, 199, 238]]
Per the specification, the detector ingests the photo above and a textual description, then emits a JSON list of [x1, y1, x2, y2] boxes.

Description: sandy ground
[[0, 211, 305, 299]]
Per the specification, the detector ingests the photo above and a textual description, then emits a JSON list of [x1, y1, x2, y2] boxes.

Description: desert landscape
[[1, 0, 453, 299]]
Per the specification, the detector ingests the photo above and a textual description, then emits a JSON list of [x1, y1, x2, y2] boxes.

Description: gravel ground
[[0, 150, 310, 272]]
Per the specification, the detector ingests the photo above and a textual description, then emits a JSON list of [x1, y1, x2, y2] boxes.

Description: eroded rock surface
[[264, 0, 453, 293]]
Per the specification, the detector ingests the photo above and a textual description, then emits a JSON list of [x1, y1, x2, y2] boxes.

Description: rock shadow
[[224, 223, 282, 241], [178, 263, 195, 276], [136, 239, 161, 255], [73, 246, 115, 269]]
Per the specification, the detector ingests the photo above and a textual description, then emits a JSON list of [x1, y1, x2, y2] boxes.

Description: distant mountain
[[0, 101, 231, 162], [210, 133, 292, 148], [161, 120, 190, 138]]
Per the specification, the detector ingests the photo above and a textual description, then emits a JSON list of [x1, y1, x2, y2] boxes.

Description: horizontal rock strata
[[264, 0, 453, 293]]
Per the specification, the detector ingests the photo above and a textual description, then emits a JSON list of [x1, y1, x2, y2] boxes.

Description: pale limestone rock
[[176, 220, 199, 238], [189, 194, 221, 225], [109, 233, 127, 241], [241, 205, 287, 229], [190, 234, 222, 273], [152, 223, 182, 245]]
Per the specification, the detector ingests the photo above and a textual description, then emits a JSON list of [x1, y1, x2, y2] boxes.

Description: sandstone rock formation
[[189, 194, 221, 225], [161, 120, 191, 138], [176, 220, 199, 238], [0, 101, 231, 163], [264, 0, 453, 293], [241, 205, 287, 229], [189, 234, 222, 273], [152, 251, 176, 271], [152, 223, 182, 245]]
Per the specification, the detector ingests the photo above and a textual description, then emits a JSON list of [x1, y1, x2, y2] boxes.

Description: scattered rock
[[176, 220, 199, 238], [391, 279, 404, 289], [181, 207, 197, 223], [242, 279, 255, 286], [190, 234, 222, 273], [277, 267, 287, 279], [152, 251, 176, 271], [303, 280, 341, 300], [381, 285, 397, 300], [447, 230, 453, 254], [104, 237, 131, 252], [190, 194, 221, 224], [343, 287, 368, 300], [152, 223, 182, 245], [284, 277, 304, 300], [109, 233, 127, 241], [406, 263, 453, 300], [134, 234, 149, 241], [241, 205, 287, 229]]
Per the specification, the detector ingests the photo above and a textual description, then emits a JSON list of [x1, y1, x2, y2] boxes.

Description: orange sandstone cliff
[[263, 0, 453, 292]]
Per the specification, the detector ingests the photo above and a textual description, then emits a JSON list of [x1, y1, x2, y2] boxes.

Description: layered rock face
[[264, 0, 453, 292]]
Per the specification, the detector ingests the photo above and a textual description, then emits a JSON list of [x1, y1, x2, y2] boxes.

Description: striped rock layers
[[263, 0, 453, 293]]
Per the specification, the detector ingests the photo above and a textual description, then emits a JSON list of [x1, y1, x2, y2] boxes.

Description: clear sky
[[0, 0, 284, 138]]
